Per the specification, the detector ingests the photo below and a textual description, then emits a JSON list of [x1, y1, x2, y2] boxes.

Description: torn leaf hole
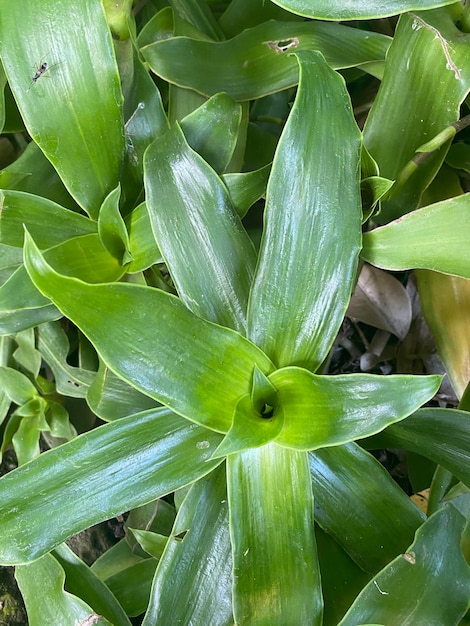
[[263, 37, 299, 54], [173, 529, 189, 542]]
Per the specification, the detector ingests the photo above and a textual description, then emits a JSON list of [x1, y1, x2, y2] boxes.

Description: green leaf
[[91, 540, 143, 582], [16, 553, 112, 626], [1, 230, 125, 335], [129, 529, 168, 560], [0, 142, 78, 211], [144, 123, 256, 332], [228, 444, 323, 625], [0, 0, 125, 216], [309, 443, 425, 573], [143, 465, 233, 626], [248, 51, 362, 371], [98, 186, 133, 265], [141, 20, 390, 101], [361, 176, 395, 218], [222, 164, 270, 218], [269, 0, 458, 20], [125, 498, 176, 544], [105, 559, 158, 617], [251, 363, 278, 414], [166, 0, 224, 41], [87, 360, 158, 421], [211, 365, 282, 457], [180, 93, 242, 173], [446, 142, 470, 173], [0, 266, 61, 335], [46, 401, 77, 440], [211, 393, 284, 458], [36, 321, 96, 398], [12, 408, 48, 466], [364, 408, 470, 487], [315, 526, 370, 626], [121, 45, 169, 198], [46, 234, 126, 283], [124, 202, 163, 273], [162, 11, 212, 124], [269, 368, 441, 451], [0, 63, 7, 133], [219, 0, 303, 38], [363, 9, 470, 222], [52, 543, 132, 626], [13, 328, 42, 378], [24, 232, 273, 432], [0, 190, 96, 249], [0, 244, 23, 283], [0, 365, 37, 405], [339, 505, 470, 625], [0, 407, 223, 564], [362, 194, 470, 278]]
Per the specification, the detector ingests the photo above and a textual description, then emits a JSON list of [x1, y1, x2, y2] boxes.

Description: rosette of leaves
[[0, 1, 469, 625]]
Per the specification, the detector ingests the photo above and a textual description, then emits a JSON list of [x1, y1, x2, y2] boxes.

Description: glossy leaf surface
[[91, 540, 144, 583], [0, 408, 222, 564], [219, 0, 302, 37], [0, 366, 37, 405], [269, 367, 441, 449], [223, 165, 270, 218], [52, 543, 132, 626], [309, 443, 424, 573], [211, 393, 284, 458], [315, 527, 370, 626], [128, 530, 167, 561], [144, 465, 233, 626], [0, 266, 61, 335], [87, 361, 158, 421], [36, 321, 96, 399], [105, 559, 158, 617], [98, 186, 132, 265], [180, 93, 242, 173], [0, 244, 23, 283], [0, 0, 124, 216], [339, 505, 470, 625], [144, 124, 256, 332], [362, 194, 470, 278], [0, 190, 96, 249], [121, 44, 168, 180], [142, 21, 390, 101], [270, 0, 457, 20], [248, 51, 362, 371], [228, 445, 322, 624], [0, 142, 78, 211], [363, 9, 470, 221], [16, 553, 112, 626], [364, 408, 470, 487], [24, 233, 273, 432], [125, 202, 162, 274], [46, 234, 126, 283]]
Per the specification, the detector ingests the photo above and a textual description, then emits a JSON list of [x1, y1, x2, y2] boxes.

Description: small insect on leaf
[[27, 52, 62, 91], [27, 62, 48, 91]]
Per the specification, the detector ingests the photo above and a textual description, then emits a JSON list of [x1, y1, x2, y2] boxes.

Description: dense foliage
[[0, 0, 469, 624]]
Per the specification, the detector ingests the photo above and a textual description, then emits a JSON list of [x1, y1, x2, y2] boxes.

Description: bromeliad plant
[[0, 0, 470, 624]]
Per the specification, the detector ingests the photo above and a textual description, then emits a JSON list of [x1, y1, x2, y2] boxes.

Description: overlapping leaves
[[0, 6, 466, 622]]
